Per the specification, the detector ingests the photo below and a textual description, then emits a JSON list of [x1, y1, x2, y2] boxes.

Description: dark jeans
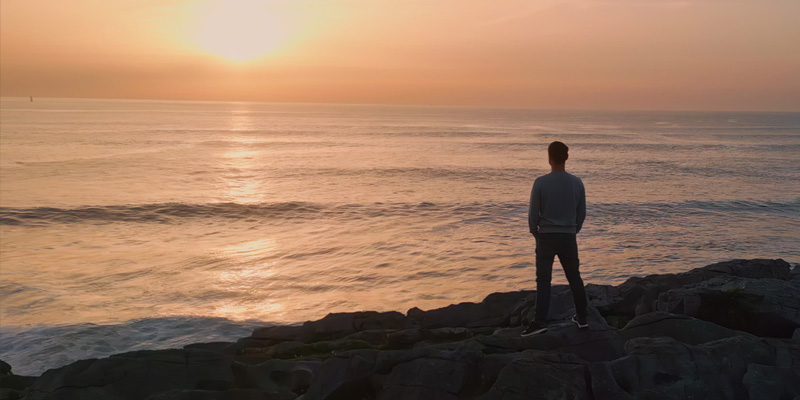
[[534, 233, 588, 322]]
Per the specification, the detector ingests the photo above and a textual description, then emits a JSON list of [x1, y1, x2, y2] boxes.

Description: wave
[[0, 316, 270, 377], [2, 198, 798, 227]]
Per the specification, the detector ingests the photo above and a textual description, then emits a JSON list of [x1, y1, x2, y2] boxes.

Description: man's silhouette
[[522, 141, 588, 336]]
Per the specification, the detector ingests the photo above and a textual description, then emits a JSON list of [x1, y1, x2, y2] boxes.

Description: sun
[[191, 0, 288, 62]]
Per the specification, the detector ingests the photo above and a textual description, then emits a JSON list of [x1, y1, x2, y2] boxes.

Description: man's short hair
[[548, 141, 569, 164]]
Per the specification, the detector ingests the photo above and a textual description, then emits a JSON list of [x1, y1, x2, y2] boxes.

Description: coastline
[[2, 258, 799, 400]]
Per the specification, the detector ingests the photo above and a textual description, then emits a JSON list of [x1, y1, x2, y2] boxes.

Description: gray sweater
[[528, 171, 586, 234]]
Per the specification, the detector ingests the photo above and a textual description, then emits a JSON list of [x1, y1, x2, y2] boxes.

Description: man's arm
[[576, 180, 586, 234], [528, 181, 540, 236]]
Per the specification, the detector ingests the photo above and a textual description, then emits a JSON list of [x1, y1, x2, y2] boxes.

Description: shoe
[[572, 314, 589, 329], [521, 320, 548, 336]]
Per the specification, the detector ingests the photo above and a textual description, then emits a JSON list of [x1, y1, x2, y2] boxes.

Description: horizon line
[[2, 95, 799, 114]]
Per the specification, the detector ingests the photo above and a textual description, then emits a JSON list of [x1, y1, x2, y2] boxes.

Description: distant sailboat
[[30, 96, 33, 102]]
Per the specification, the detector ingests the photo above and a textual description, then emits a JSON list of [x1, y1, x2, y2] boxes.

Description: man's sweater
[[528, 171, 586, 234]]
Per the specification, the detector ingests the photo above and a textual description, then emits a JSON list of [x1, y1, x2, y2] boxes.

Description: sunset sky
[[2, 0, 798, 111]]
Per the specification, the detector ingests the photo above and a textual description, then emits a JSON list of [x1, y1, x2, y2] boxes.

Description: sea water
[[1, 97, 798, 375]]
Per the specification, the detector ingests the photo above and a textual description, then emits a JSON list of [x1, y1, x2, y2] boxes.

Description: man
[[522, 141, 588, 336]]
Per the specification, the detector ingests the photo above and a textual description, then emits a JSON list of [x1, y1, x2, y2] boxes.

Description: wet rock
[[620, 311, 754, 345]]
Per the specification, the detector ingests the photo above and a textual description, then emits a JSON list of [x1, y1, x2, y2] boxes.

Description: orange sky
[[2, 0, 799, 111]]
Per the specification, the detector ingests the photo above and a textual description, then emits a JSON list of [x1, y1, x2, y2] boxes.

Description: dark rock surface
[[8, 258, 799, 400]]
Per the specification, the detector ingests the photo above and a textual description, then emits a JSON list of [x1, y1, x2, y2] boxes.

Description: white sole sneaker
[[572, 315, 589, 329]]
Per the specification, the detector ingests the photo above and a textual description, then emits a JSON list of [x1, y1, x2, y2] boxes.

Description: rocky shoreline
[[2, 258, 799, 400]]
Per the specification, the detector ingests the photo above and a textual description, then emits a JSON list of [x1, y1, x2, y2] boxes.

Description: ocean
[[1, 97, 798, 375]]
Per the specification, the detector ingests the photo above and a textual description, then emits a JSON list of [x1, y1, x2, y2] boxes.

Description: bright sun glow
[[191, 0, 288, 62]]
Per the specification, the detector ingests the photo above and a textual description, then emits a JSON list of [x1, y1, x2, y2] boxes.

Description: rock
[[481, 290, 536, 327], [232, 359, 321, 397], [515, 285, 586, 324], [743, 363, 800, 399], [703, 258, 792, 280], [301, 350, 383, 400], [376, 386, 457, 400], [303, 346, 484, 399], [252, 311, 406, 344], [306, 312, 406, 342], [588, 363, 633, 400], [790, 263, 800, 284], [478, 351, 589, 400], [0, 388, 24, 400], [407, 302, 495, 329], [382, 328, 477, 351], [251, 325, 311, 343], [0, 364, 35, 400], [603, 335, 788, 399], [384, 329, 424, 350], [609, 336, 737, 399], [378, 357, 467, 398], [236, 341, 307, 358], [407, 291, 536, 331], [478, 291, 625, 363], [0, 375, 36, 392], [25, 349, 235, 400], [144, 389, 283, 400], [593, 259, 793, 320], [342, 330, 388, 346], [620, 311, 755, 345], [656, 275, 800, 337], [0, 361, 10, 375]]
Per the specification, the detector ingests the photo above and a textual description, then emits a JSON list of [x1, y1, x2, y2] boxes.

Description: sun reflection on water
[[210, 238, 282, 320], [220, 110, 268, 204]]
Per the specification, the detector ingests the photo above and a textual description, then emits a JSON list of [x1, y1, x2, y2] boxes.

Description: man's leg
[[556, 234, 588, 318], [534, 234, 556, 322]]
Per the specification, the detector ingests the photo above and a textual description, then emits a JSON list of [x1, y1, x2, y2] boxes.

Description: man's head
[[548, 141, 569, 166]]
